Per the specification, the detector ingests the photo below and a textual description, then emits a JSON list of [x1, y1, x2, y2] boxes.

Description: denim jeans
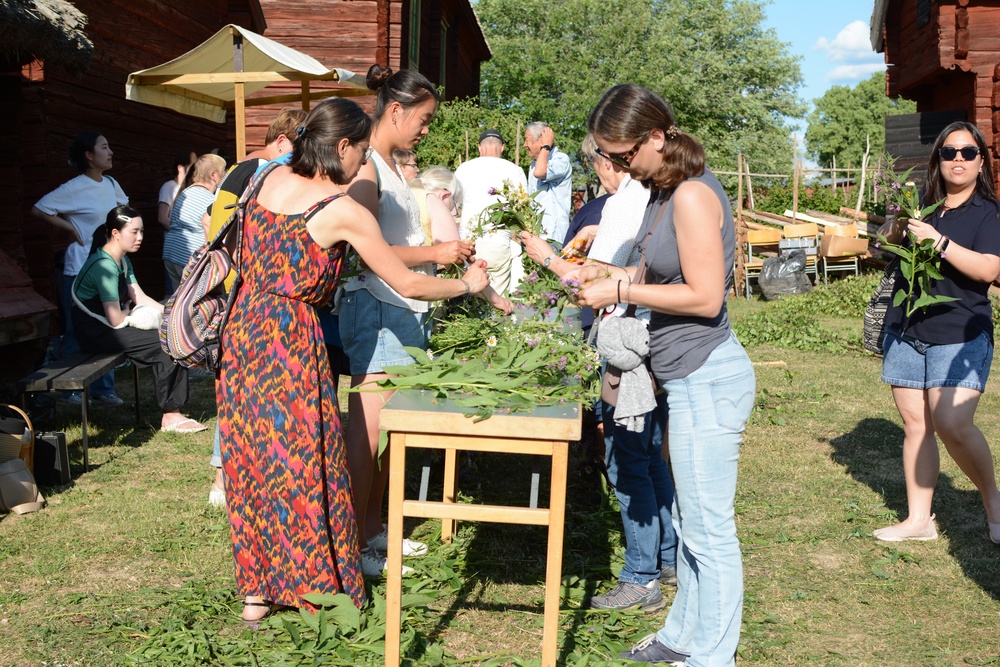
[[210, 422, 222, 468], [602, 391, 676, 585], [60, 273, 116, 396], [655, 333, 755, 667]]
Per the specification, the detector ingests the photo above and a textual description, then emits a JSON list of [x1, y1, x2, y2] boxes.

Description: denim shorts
[[338, 289, 431, 375], [881, 328, 993, 392]]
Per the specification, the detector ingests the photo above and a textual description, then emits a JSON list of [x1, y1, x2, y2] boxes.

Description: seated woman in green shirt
[[72, 205, 206, 433]]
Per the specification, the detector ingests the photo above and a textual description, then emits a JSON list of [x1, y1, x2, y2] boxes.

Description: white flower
[[426, 350, 434, 361], [486, 335, 498, 347]]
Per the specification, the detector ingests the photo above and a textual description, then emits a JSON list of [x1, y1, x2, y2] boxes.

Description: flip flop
[[161, 418, 207, 434]]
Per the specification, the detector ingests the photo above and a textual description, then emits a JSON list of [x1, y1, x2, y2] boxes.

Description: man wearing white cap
[[455, 129, 529, 295]]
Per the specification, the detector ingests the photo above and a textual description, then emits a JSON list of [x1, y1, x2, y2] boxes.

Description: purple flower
[[874, 242, 881, 249], [488, 187, 497, 195]]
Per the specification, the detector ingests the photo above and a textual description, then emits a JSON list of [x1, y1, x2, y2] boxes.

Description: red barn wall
[[14, 1, 262, 305], [882, 0, 1000, 191]]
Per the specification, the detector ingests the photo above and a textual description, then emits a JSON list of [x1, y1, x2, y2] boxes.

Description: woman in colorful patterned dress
[[218, 97, 488, 626]]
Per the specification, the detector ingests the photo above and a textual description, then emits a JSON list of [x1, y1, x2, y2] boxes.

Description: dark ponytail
[[366, 64, 439, 121], [68, 131, 103, 171], [90, 205, 140, 255]]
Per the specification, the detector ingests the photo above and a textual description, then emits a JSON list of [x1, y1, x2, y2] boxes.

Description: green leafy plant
[[373, 314, 601, 422], [872, 156, 956, 317]]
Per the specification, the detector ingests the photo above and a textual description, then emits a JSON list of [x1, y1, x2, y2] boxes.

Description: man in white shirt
[[455, 129, 529, 295], [524, 121, 572, 243]]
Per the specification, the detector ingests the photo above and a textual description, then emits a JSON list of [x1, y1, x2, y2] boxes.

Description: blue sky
[[762, 0, 885, 128]]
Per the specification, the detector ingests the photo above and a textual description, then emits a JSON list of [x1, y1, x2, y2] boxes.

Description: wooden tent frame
[[128, 26, 372, 160]]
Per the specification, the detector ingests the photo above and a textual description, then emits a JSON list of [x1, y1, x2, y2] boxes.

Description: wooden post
[[465, 129, 469, 163], [792, 160, 800, 221], [232, 28, 246, 161], [854, 135, 870, 218], [832, 155, 837, 196], [736, 151, 744, 217], [301, 81, 310, 112], [845, 160, 852, 202], [745, 159, 755, 212], [515, 119, 522, 165]]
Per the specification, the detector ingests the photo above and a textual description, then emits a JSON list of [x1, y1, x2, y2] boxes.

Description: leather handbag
[[863, 259, 899, 355], [0, 458, 45, 514]]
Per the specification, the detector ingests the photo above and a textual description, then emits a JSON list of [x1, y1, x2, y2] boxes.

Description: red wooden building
[[245, 0, 490, 148], [3, 0, 488, 386], [871, 0, 1000, 188]]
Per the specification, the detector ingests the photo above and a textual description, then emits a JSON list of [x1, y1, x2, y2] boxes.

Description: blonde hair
[[190, 153, 226, 184], [411, 165, 461, 209]]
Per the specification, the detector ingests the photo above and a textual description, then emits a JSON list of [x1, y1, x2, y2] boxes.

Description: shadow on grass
[[829, 416, 1000, 600]]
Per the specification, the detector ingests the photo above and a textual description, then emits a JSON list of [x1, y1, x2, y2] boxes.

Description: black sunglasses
[[938, 145, 982, 161], [595, 138, 644, 168]]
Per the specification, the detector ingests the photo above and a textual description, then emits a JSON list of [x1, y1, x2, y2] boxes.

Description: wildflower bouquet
[[474, 180, 544, 237], [873, 155, 957, 317], [376, 308, 601, 422], [511, 259, 582, 322]]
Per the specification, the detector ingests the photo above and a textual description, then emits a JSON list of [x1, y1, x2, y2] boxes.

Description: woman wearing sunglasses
[[568, 84, 756, 666], [873, 121, 1000, 546]]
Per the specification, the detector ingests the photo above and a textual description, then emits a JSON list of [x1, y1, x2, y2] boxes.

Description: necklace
[[942, 192, 974, 212]]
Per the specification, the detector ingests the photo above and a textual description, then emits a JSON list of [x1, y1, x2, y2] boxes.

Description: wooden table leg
[[385, 432, 407, 667], [541, 441, 568, 667], [442, 446, 457, 543]]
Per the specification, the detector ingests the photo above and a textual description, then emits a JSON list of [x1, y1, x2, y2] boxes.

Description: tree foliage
[[452, 0, 804, 182], [414, 98, 532, 172], [805, 71, 916, 169]]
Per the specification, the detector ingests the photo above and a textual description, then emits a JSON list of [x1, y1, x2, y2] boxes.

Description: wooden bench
[[18, 351, 140, 471]]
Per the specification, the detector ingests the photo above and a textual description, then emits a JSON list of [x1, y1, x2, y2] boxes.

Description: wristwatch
[[543, 255, 556, 268], [540, 145, 552, 152]]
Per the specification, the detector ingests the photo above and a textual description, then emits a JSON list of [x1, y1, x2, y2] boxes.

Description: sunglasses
[[595, 137, 645, 168], [938, 145, 981, 161]]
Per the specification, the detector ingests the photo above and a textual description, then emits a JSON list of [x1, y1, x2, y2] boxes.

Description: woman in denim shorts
[[875, 121, 1000, 546], [340, 65, 484, 577]]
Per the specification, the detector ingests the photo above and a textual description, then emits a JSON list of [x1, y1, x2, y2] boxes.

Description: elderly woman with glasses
[[873, 120, 1000, 547], [568, 84, 756, 666]]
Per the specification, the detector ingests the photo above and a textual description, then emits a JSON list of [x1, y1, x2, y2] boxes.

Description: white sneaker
[[367, 524, 429, 557], [360, 547, 413, 577]]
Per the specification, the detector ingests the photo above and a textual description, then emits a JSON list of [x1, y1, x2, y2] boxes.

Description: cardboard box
[[820, 234, 868, 257]]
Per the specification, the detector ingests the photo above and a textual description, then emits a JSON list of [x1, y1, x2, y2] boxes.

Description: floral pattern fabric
[[218, 191, 365, 609]]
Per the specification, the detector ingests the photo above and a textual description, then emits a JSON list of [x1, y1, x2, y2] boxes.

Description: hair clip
[[116, 214, 132, 224], [666, 125, 679, 139], [295, 126, 309, 138]]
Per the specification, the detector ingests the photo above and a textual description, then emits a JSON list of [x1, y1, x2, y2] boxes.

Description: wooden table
[[379, 390, 582, 667]]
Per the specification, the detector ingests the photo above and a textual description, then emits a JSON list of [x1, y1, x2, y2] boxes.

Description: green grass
[[2, 278, 999, 666]]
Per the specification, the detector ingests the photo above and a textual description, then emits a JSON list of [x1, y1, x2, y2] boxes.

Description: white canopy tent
[[126, 24, 371, 159]]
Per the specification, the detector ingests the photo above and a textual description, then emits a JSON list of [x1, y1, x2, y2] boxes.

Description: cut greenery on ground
[[2, 274, 999, 666]]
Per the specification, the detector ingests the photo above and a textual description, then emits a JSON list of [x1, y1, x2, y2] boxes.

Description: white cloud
[[826, 63, 886, 82], [815, 20, 879, 62]]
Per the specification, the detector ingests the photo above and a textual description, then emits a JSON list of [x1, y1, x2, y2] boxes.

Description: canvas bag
[[160, 163, 278, 369], [863, 259, 899, 355], [0, 458, 45, 515]]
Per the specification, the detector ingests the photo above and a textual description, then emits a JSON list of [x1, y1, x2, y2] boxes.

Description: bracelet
[[617, 280, 622, 304], [626, 281, 632, 305], [460, 279, 470, 295], [939, 236, 950, 258]]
